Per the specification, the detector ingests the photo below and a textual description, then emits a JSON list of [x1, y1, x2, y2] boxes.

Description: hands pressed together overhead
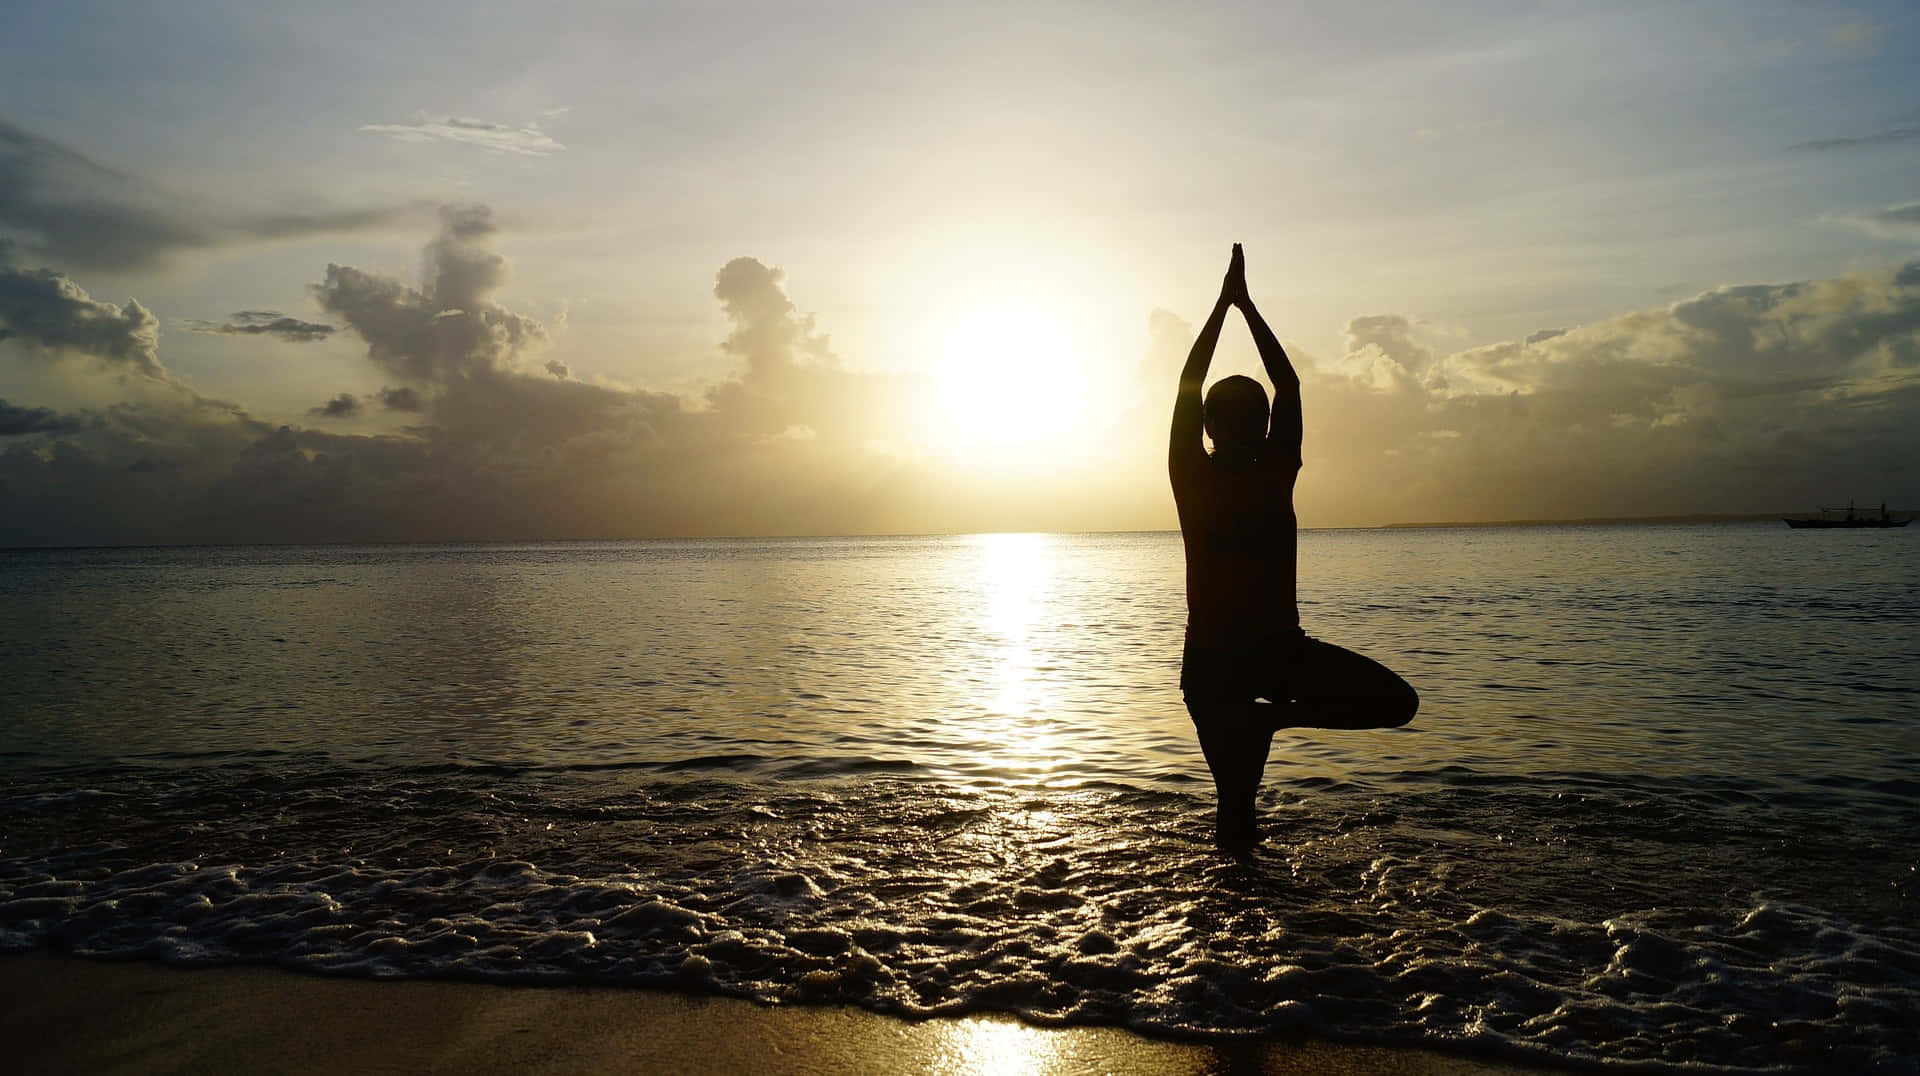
[[1221, 243, 1249, 308]]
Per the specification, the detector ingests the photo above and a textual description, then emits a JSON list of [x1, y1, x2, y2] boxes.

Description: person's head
[[1204, 375, 1269, 454]]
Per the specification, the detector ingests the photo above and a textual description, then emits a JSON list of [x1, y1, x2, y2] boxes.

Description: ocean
[[2, 525, 1915, 1073]]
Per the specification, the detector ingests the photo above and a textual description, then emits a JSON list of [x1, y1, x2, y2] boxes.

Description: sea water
[[1, 526, 1915, 1073]]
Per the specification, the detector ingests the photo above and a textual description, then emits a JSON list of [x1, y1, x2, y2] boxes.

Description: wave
[[3, 762, 1917, 1073]]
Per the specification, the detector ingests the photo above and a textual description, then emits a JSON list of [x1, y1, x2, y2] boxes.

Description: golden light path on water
[[921, 1014, 1222, 1075], [966, 532, 1071, 790], [932, 1019, 1070, 1076]]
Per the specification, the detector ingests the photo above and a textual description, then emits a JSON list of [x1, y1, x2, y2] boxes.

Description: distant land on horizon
[[1379, 512, 1802, 529]]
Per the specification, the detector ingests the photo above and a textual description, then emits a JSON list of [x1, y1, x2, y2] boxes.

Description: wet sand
[[0, 953, 1562, 1075]]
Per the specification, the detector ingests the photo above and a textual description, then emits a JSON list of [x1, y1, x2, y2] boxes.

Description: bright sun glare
[[926, 301, 1095, 460]]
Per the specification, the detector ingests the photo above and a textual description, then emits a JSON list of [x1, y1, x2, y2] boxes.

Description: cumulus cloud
[[1334, 314, 1437, 392], [705, 256, 842, 436], [360, 114, 566, 156], [1293, 261, 1920, 523], [714, 257, 833, 374], [302, 204, 686, 496], [0, 117, 420, 271], [188, 310, 335, 342], [0, 263, 164, 377], [314, 205, 548, 388]]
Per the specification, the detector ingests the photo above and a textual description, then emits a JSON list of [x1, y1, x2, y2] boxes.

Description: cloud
[[309, 393, 361, 419], [0, 263, 164, 377], [360, 114, 566, 156], [0, 398, 84, 436], [1334, 314, 1436, 392], [1832, 200, 1920, 238], [1293, 260, 1920, 523], [704, 256, 847, 437], [376, 386, 424, 412], [4, 204, 1918, 545], [1869, 203, 1920, 227], [188, 310, 336, 342], [1790, 125, 1920, 152], [313, 205, 548, 387], [0, 207, 958, 544], [0, 117, 421, 271]]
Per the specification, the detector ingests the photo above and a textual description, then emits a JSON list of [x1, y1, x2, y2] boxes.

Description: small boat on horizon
[[1782, 501, 1911, 528]]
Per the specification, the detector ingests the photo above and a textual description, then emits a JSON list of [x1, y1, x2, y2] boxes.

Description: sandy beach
[[1, 954, 1560, 1075]]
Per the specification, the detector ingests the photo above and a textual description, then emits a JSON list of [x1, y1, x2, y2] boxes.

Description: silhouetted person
[[1170, 244, 1418, 849]]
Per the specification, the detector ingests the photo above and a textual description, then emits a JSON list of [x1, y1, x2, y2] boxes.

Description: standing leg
[[1187, 699, 1274, 849], [1264, 637, 1418, 731]]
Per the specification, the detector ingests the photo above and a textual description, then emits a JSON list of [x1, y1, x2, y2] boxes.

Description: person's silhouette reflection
[[1170, 244, 1418, 849]]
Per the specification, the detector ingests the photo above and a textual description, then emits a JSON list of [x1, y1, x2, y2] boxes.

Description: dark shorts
[[1180, 627, 1311, 704]]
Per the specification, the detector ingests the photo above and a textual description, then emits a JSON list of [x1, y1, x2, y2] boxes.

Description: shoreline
[[1, 953, 1564, 1075]]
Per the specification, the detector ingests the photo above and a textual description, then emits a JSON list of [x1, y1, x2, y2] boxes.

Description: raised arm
[[1238, 292, 1302, 467], [1170, 249, 1242, 476]]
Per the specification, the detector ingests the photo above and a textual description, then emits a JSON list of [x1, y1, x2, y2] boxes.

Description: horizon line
[[2, 513, 1842, 552]]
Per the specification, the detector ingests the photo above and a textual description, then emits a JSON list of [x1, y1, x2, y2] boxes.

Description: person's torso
[[1173, 457, 1298, 647]]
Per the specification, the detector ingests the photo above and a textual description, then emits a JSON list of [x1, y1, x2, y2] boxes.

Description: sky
[[2, 0, 1918, 543]]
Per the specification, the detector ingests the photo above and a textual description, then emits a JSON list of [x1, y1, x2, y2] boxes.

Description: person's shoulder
[[1170, 448, 1214, 479]]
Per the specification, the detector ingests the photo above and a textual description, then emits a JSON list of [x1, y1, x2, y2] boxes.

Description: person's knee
[[1354, 668, 1418, 728], [1383, 678, 1419, 727]]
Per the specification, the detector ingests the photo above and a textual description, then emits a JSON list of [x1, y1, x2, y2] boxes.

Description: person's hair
[[1203, 375, 1269, 449]]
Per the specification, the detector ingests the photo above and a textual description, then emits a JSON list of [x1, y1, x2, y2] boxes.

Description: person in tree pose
[[1170, 243, 1419, 849]]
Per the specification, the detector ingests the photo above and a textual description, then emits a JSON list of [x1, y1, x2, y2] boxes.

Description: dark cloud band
[[0, 398, 85, 436], [309, 393, 361, 419], [188, 312, 336, 342], [1, 117, 424, 272], [1790, 125, 1920, 152]]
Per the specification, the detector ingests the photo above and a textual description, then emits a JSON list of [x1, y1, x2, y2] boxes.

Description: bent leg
[[1265, 637, 1418, 731], [1186, 699, 1274, 849]]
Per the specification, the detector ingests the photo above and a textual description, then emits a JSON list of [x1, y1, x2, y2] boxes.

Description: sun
[[924, 300, 1095, 460]]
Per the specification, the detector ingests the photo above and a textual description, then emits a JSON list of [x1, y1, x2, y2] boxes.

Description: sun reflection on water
[[930, 1018, 1068, 1076], [924, 1015, 1231, 1075], [965, 533, 1070, 783], [977, 533, 1048, 715]]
